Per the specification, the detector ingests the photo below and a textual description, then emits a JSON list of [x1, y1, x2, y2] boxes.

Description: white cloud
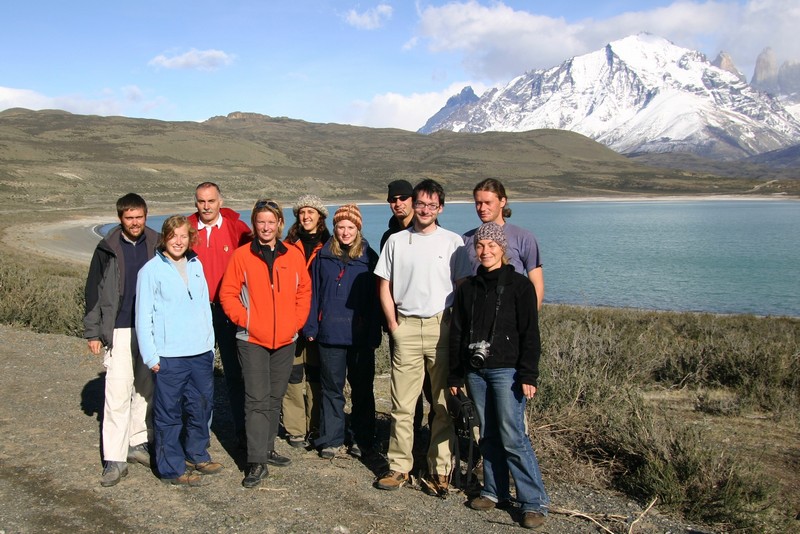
[[122, 85, 144, 102], [413, 1, 800, 82], [345, 4, 393, 30], [0, 86, 164, 117], [1, 87, 55, 111], [148, 48, 235, 71], [343, 81, 489, 131]]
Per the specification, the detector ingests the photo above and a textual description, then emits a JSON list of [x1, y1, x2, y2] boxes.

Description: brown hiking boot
[[161, 472, 207, 486], [469, 496, 497, 510], [374, 470, 408, 491], [521, 512, 546, 529], [185, 460, 224, 475]]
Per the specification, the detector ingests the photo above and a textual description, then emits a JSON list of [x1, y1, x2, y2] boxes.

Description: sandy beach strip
[[2, 216, 110, 267]]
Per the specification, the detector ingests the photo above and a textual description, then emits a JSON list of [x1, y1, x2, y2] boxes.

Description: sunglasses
[[388, 195, 411, 203], [255, 200, 280, 210]]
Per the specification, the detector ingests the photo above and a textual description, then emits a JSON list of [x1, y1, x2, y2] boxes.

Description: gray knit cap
[[293, 194, 329, 218], [474, 222, 508, 251]]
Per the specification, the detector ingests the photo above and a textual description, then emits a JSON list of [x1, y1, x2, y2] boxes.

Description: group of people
[[84, 177, 550, 529]]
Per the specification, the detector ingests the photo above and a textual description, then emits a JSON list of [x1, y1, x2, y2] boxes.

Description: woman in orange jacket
[[219, 199, 312, 489]]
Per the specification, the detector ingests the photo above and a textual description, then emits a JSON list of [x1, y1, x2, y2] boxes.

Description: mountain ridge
[[419, 34, 800, 161]]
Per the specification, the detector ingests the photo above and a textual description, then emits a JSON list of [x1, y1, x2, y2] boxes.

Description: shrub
[[0, 250, 84, 336], [532, 306, 780, 529]]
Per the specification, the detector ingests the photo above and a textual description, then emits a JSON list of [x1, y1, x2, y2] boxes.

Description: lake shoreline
[[5, 193, 794, 267]]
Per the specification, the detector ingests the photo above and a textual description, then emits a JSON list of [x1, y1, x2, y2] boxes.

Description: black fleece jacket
[[448, 264, 541, 387]]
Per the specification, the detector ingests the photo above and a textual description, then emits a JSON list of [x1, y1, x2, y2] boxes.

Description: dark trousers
[[237, 340, 294, 463], [212, 302, 245, 436], [317, 343, 376, 449], [153, 351, 214, 478]]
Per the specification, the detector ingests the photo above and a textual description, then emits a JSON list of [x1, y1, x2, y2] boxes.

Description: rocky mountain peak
[[751, 47, 779, 93], [712, 51, 746, 83], [418, 34, 800, 160]]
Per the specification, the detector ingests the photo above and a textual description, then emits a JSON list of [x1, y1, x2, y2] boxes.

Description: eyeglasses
[[388, 195, 410, 203], [413, 201, 440, 211], [255, 200, 280, 210]]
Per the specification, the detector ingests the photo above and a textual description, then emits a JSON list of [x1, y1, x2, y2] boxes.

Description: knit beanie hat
[[474, 222, 508, 251], [293, 194, 329, 218], [333, 204, 363, 231], [386, 179, 413, 201]]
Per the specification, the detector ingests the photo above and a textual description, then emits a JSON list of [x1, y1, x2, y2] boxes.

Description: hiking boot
[[287, 435, 308, 448], [469, 496, 497, 510], [265, 450, 292, 467], [242, 463, 269, 488], [421, 474, 449, 497], [319, 447, 336, 459], [375, 470, 408, 491], [348, 443, 362, 458], [521, 512, 546, 529], [100, 461, 128, 487], [186, 459, 224, 475], [126, 443, 150, 467], [161, 472, 207, 487]]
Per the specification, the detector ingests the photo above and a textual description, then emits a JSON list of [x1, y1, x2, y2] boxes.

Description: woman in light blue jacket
[[136, 215, 220, 486]]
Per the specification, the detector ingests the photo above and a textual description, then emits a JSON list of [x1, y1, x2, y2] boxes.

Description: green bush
[[532, 306, 788, 529], [0, 251, 84, 336]]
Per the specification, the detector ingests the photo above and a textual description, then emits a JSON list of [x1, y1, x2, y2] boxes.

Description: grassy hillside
[[2, 108, 796, 212]]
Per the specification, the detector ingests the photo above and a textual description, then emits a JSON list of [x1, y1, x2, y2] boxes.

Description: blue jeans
[[153, 351, 214, 478], [466, 368, 549, 514], [317, 344, 375, 449]]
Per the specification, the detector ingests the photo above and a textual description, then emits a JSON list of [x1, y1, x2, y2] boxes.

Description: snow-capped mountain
[[419, 34, 800, 160]]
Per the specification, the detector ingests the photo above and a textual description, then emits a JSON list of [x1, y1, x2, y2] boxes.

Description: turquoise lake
[[127, 200, 799, 317]]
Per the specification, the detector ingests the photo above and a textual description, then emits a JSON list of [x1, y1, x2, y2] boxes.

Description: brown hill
[[0, 108, 795, 212]]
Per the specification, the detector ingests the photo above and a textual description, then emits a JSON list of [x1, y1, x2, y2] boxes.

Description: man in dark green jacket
[[84, 193, 158, 487]]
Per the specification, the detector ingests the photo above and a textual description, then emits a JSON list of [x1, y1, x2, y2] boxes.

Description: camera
[[468, 340, 491, 368]]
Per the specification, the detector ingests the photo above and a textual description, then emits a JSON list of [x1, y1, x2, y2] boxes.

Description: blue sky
[[2, 1, 798, 131]]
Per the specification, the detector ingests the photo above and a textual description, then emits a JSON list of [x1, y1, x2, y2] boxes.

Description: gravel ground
[[0, 324, 710, 534]]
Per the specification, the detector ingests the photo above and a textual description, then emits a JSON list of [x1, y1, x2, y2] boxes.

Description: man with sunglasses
[[380, 180, 414, 249], [374, 179, 462, 496]]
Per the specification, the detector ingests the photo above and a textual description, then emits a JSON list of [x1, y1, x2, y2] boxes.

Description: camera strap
[[468, 282, 504, 346]]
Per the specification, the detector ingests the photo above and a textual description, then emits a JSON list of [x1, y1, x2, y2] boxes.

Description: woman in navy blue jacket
[[303, 204, 381, 459]]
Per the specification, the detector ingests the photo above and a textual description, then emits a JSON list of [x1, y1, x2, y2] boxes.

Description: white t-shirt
[[374, 226, 464, 318]]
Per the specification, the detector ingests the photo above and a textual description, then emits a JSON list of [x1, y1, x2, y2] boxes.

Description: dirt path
[[0, 324, 703, 533]]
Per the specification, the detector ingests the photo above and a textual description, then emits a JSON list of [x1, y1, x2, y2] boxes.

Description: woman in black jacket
[[448, 222, 549, 530]]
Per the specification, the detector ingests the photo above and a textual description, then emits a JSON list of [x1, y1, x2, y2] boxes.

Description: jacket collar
[[155, 248, 198, 263], [250, 238, 288, 256]]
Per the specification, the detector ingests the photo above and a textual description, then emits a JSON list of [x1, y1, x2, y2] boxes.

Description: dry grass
[[1, 238, 798, 532]]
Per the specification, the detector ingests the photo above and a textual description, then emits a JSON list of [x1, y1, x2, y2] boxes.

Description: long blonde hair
[[330, 231, 364, 260]]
